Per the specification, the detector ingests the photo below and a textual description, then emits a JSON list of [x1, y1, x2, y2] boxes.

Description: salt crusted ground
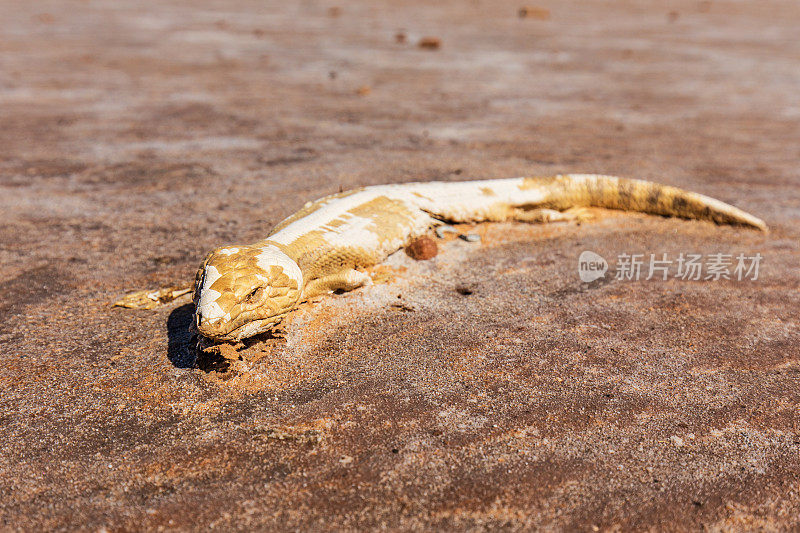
[[1, 0, 799, 530]]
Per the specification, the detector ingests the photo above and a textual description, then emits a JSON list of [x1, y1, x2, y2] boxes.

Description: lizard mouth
[[196, 312, 288, 342]]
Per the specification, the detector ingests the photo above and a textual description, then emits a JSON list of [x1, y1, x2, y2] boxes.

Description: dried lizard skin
[[193, 174, 766, 341]]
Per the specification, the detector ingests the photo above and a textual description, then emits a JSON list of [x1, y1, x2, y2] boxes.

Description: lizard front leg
[[301, 269, 372, 299]]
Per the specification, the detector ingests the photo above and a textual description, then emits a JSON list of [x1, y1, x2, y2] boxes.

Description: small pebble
[[435, 225, 457, 239], [405, 235, 438, 260], [518, 6, 550, 19], [460, 233, 481, 242], [418, 37, 441, 50]]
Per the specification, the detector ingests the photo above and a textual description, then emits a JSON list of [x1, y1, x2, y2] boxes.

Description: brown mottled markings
[[268, 266, 298, 289], [412, 191, 433, 201], [196, 245, 305, 338], [269, 188, 365, 234], [199, 247, 299, 316], [207, 251, 260, 312], [479, 187, 496, 196], [279, 229, 345, 279], [645, 183, 663, 206], [672, 195, 689, 212], [277, 196, 421, 281], [346, 196, 418, 239], [515, 174, 763, 228], [321, 218, 349, 229], [518, 175, 557, 191]]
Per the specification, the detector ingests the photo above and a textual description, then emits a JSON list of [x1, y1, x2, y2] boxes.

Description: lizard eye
[[244, 286, 265, 304]]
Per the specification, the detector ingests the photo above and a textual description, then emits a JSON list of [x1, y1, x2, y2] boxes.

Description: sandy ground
[[1, 0, 799, 530]]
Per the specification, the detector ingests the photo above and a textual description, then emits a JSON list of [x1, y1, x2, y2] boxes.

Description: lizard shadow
[[167, 303, 197, 368], [166, 302, 283, 372]]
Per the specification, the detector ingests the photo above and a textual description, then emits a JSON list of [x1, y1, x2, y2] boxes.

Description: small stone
[[405, 235, 438, 260], [518, 6, 550, 19], [670, 435, 685, 447], [460, 233, 481, 242], [418, 37, 441, 50], [435, 225, 457, 239]]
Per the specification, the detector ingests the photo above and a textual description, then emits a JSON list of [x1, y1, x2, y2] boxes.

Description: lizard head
[[193, 245, 303, 341]]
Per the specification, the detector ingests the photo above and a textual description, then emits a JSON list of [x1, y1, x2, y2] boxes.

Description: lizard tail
[[526, 174, 767, 231]]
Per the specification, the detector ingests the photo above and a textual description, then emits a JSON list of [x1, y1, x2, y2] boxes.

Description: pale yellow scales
[[193, 174, 766, 341]]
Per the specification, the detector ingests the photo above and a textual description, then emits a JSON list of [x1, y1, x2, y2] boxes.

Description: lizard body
[[194, 174, 766, 341]]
